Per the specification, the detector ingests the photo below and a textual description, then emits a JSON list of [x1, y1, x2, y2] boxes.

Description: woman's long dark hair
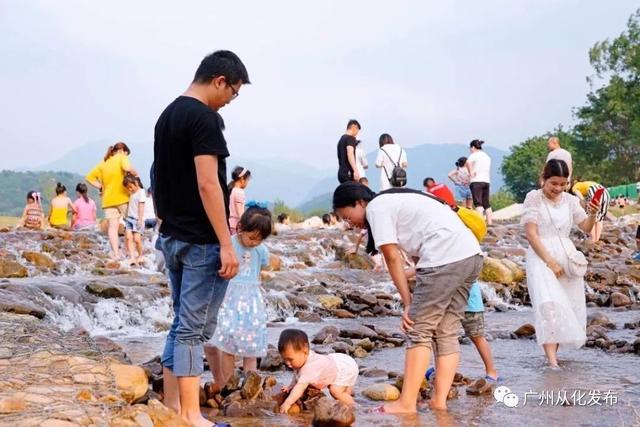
[[75, 183, 89, 203], [228, 166, 251, 192]]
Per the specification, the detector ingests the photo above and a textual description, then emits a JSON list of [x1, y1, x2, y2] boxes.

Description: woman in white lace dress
[[522, 159, 599, 368]]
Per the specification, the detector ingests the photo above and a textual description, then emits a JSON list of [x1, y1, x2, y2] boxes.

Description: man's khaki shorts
[[406, 254, 483, 356]]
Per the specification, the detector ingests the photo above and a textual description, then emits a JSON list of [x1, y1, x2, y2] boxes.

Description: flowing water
[[1, 228, 639, 426]]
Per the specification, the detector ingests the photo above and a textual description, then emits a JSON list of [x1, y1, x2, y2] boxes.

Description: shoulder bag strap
[[542, 197, 572, 260]]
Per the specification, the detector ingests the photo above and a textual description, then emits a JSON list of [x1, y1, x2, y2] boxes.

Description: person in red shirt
[[424, 177, 456, 208]]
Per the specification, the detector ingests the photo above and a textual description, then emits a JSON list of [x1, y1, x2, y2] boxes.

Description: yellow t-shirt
[[49, 206, 68, 226], [86, 152, 132, 208], [571, 181, 598, 197]]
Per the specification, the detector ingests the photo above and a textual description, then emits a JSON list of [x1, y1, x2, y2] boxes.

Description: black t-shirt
[[337, 134, 357, 179], [153, 96, 229, 244]]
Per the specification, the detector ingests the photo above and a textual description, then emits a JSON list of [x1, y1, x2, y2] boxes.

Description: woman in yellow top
[[48, 183, 76, 229], [86, 142, 137, 260], [571, 180, 610, 242]]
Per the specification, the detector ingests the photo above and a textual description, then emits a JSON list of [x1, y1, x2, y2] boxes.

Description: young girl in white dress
[[522, 159, 600, 368]]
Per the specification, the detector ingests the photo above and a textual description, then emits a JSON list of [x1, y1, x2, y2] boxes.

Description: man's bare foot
[[382, 400, 417, 414]]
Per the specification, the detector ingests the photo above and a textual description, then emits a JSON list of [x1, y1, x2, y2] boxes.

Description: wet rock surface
[[0, 221, 639, 425]]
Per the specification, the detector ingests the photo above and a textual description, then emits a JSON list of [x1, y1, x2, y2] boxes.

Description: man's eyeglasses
[[227, 82, 239, 99]]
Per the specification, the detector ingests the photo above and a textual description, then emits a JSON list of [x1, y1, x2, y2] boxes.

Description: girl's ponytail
[[76, 183, 89, 203]]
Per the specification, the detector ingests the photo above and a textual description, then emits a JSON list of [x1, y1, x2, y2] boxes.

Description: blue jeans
[[156, 234, 229, 376]]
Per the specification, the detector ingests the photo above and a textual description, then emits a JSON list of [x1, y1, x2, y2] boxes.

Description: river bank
[[0, 221, 639, 426]]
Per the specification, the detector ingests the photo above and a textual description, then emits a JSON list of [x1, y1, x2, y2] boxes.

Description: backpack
[[375, 187, 487, 243], [380, 147, 407, 187]]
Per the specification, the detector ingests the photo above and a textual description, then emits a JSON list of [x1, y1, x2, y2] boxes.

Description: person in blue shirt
[[427, 282, 501, 384]]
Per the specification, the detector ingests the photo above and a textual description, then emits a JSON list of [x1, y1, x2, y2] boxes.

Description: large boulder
[[21, 251, 56, 269], [0, 259, 28, 278], [479, 257, 515, 284], [500, 259, 525, 283], [513, 323, 536, 338], [312, 397, 356, 426], [362, 384, 400, 401], [259, 345, 285, 371], [340, 325, 378, 340], [109, 363, 149, 403], [86, 281, 124, 299], [0, 289, 46, 318], [317, 295, 343, 310], [610, 292, 632, 307]]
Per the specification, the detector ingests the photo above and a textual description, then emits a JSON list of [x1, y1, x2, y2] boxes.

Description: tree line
[[502, 8, 640, 201]]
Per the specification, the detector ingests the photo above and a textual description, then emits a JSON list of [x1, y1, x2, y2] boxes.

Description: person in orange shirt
[[423, 177, 456, 208], [86, 142, 137, 260]]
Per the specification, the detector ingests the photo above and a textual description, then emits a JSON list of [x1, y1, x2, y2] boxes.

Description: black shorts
[[636, 225, 640, 240], [470, 182, 491, 209], [337, 170, 353, 184]]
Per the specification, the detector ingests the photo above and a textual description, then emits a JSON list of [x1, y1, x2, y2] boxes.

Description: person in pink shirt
[[72, 183, 97, 230], [228, 166, 251, 234], [278, 329, 358, 414]]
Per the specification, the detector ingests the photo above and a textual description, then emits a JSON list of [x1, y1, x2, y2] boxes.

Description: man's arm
[[379, 243, 414, 332], [194, 155, 239, 279], [346, 145, 359, 180]]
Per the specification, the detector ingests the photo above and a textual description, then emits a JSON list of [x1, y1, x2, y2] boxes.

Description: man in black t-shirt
[[153, 50, 248, 427], [336, 119, 361, 183]]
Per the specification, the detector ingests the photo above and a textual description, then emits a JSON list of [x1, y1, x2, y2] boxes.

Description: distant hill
[[298, 192, 332, 215], [0, 170, 99, 216], [37, 141, 507, 209]]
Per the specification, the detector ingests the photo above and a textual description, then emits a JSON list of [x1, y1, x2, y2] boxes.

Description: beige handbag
[[543, 199, 588, 278]]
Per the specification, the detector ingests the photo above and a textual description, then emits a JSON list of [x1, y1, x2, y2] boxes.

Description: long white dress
[[521, 190, 588, 349]]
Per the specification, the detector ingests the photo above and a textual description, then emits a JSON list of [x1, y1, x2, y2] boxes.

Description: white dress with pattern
[[521, 190, 588, 349]]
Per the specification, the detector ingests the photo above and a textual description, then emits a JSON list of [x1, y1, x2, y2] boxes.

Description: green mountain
[[0, 170, 99, 216]]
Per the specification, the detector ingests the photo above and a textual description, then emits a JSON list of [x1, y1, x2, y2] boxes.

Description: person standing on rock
[[546, 136, 573, 182], [375, 133, 407, 191], [522, 159, 600, 368], [354, 139, 368, 181], [336, 120, 361, 183], [332, 182, 483, 413], [153, 50, 247, 427], [227, 166, 251, 234], [447, 157, 472, 208], [86, 142, 138, 260], [466, 139, 493, 225]]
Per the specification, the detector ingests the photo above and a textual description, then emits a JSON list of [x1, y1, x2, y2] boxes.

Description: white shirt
[[468, 150, 491, 183], [127, 188, 146, 219], [546, 148, 573, 179], [375, 144, 408, 191], [355, 146, 368, 178], [366, 192, 481, 268], [143, 193, 156, 220]]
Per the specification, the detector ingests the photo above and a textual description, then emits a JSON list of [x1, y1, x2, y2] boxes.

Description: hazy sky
[[0, 0, 637, 170]]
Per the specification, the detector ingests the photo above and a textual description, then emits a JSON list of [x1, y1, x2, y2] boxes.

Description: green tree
[[502, 129, 581, 201], [271, 199, 304, 223], [573, 8, 640, 186]]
